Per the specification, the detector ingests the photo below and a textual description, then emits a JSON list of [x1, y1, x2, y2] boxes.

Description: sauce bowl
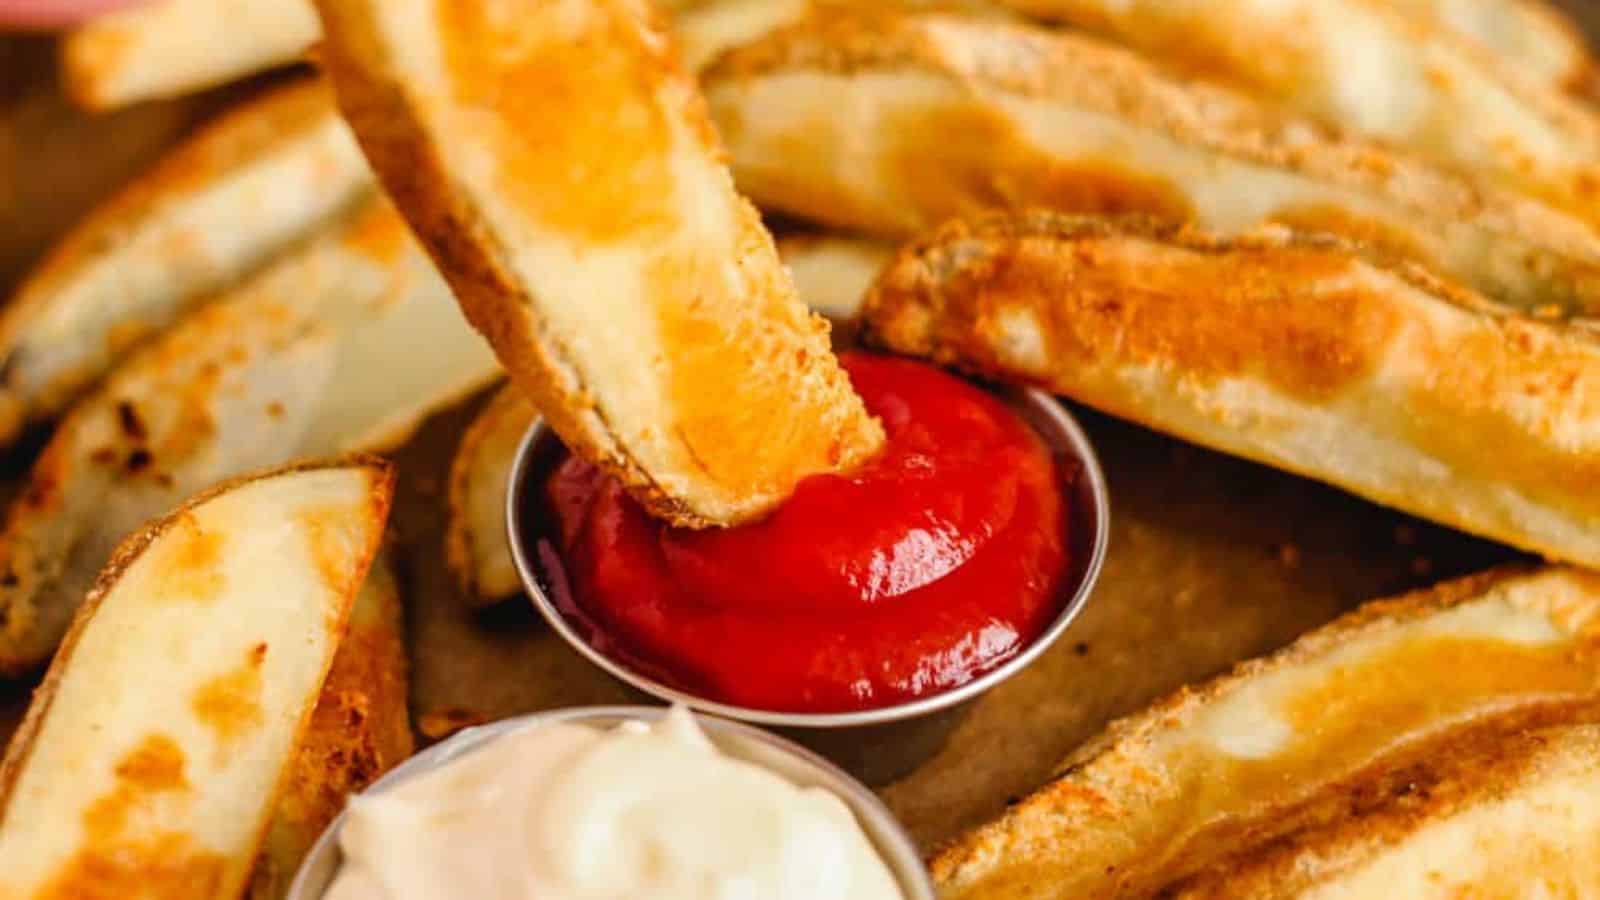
[[287, 706, 935, 900], [507, 381, 1109, 782]]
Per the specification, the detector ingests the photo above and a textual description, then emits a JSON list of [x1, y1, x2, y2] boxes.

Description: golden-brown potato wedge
[[863, 212, 1600, 568], [442, 234, 892, 606], [0, 459, 393, 900], [61, 0, 322, 110], [1390, 0, 1595, 91], [445, 385, 536, 608], [705, 13, 1600, 316], [246, 554, 411, 900], [987, 0, 1600, 218], [313, 0, 882, 527], [0, 79, 373, 443], [0, 199, 497, 675], [933, 566, 1600, 899]]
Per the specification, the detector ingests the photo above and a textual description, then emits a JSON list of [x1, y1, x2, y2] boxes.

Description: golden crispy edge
[[0, 456, 395, 881], [706, 12, 1600, 272], [861, 210, 1600, 564], [0, 77, 356, 442], [245, 552, 412, 900], [1162, 718, 1600, 897], [445, 383, 535, 607], [313, 0, 881, 528], [991, 0, 1600, 181], [928, 564, 1592, 891], [310, 0, 676, 521]]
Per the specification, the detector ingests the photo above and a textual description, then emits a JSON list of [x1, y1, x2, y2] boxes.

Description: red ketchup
[[540, 353, 1070, 713]]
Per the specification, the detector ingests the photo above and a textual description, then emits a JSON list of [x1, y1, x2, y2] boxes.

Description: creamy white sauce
[[323, 707, 905, 900]]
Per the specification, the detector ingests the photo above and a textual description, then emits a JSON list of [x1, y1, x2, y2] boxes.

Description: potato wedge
[[442, 234, 892, 606], [445, 385, 535, 607], [863, 212, 1600, 568], [0, 79, 373, 443], [246, 553, 411, 900], [61, 0, 322, 111], [705, 13, 1600, 316], [932, 566, 1600, 899], [0, 459, 393, 900], [313, 0, 882, 527], [1390, 0, 1595, 91], [987, 0, 1600, 218], [0, 198, 497, 674]]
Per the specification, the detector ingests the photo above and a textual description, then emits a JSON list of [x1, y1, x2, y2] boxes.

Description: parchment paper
[[0, 5, 1588, 855]]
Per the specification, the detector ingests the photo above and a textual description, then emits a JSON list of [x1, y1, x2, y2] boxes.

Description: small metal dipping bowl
[[507, 382, 1109, 784], [287, 706, 935, 900]]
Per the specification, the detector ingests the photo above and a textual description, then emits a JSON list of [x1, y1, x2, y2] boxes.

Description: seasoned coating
[[0, 199, 496, 674], [313, 0, 883, 527], [989, 0, 1600, 219], [0, 79, 372, 443], [863, 212, 1600, 567], [246, 555, 412, 900], [0, 460, 393, 900], [932, 566, 1600, 898], [706, 13, 1600, 316]]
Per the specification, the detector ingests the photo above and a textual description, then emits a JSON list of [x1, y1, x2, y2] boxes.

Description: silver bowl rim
[[286, 705, 935, 900], [506, 381, 1110, 729]]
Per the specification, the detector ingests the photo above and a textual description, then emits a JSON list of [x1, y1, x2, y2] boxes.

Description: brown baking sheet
[[0, 5, 1589, 855]]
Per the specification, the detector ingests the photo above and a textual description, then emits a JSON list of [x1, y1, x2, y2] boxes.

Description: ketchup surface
[[540, 353, 1070, 713]]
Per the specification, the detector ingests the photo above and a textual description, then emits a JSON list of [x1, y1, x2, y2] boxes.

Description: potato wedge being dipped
[[933, 566, 1600, 899], [0, 198, 497, 674], [0, 459, 393, 900], [313, 0, 883, 527], [706, 13, 1600, 317], [0, 79, 373, 443]]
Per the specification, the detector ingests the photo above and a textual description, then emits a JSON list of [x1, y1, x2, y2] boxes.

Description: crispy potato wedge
[[246, 553, 411, 900], [0, 79, 373, 443], [313, 0, 882, 527], [61, 0, 322, 111], [987, 0, 1600, 218], [57, 0, 1004, 111], [863, 212, 1600, 568], [0, 198, 497, 674], [932, 566, 1600, 899], [1390, 0, 1596, 91], [778, 233, 895, 323], [445, 385, 535, 607], [0, 459, 393, 900], [705, 13, 1600, 316], [442, 234, 892, 606]]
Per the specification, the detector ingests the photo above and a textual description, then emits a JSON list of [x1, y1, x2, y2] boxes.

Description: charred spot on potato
[[115, 401, 148, 442], [125, 449, 153, 474]]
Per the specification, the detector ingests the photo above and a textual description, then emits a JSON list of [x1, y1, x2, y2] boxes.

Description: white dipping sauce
[[323, 706, 905, 900]]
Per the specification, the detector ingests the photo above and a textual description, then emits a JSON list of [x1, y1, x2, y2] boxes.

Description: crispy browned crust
[[0, 77, 369, 442], [245, 553, 412, 900], [312, 0, 882, 528], [445, 383, 535, 607], [704, 12, 1600, 316], [1161, 718, 1600, 897], [0, 456, 394, 807], [986, 0, 1600, 216], [862, 211, 1600, 567], [0, 457, 393, 898], [930, 565, 1600, 898]]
